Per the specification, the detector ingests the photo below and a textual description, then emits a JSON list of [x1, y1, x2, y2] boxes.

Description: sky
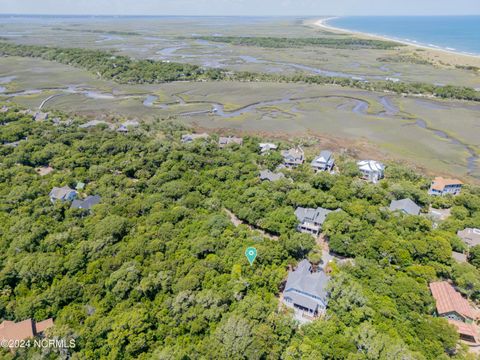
[[1, 0, 479, 16]]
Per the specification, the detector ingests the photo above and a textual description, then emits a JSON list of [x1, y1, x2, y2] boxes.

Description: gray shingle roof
[[311, 150, 334, 170], [389, 198, 421, 216], [259, 170, 285, 182], [295, 207, 335, 226], [281, 147, 304, 165], [71, 195, 101, 210], [283, 260, 330, 311], [181, 133, 209, 143], [219, 136, 243, 147]]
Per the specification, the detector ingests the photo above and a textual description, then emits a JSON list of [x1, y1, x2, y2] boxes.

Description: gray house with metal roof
[[49, 186, 77, 203], [259, 170, 285, 182], [389, 198, 421, 216], [71, 195, 102, 211], [311, 150, 335, 172], [295, 207, 338, 235], [282, 260, 330, 322], [281, 147, 305, 168]]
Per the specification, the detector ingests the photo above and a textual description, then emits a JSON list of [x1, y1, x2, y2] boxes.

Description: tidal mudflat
[[1, 55, 478, 180]]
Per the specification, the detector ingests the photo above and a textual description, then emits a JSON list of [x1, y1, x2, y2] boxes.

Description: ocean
[[328, 16, 480, 56]]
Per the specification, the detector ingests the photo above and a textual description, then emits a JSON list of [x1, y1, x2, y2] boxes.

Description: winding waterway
[[1, 83, 478, 176]]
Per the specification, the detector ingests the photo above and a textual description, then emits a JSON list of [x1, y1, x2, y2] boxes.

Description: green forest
[[195, 36, 402, 49], [1, 103, 480, 359], [1, 41, 479, 102]]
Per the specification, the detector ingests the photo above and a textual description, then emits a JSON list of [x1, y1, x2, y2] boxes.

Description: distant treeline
[[51, 28, 141, 36], [0, 42, 224, 83], [0, 41, 479, 102], [197, 36, 403, 50]]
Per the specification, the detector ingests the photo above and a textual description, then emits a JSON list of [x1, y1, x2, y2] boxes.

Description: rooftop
[[284, 260, 330, 305], [457, 228, 480, 247], [447, 319, 479, 343], [430, 281, 478, 321], [259, 143, 278, 152], [219, 136, 243, 147], [0, 318, 54, 343], [430, 177, 463, 192], [49, 186, 77, 200], [282, 147, 304, 162], [181, 133, 209, 142], [357, 160, 385, 172], [295, 207, 337, 226], [452, 251, 467, 263], [259, 170, 285, 182], [71, 195, 101, 211], [389, 198, 421, 216]]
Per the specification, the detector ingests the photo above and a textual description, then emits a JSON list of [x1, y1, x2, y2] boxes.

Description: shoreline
[[314, 17, 480, 62]]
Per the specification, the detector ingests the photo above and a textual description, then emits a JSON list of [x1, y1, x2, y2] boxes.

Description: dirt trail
[[224, 208, 279, 240]]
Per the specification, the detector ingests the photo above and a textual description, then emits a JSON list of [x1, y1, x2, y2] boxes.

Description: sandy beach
[[313, 17, 480, 69]]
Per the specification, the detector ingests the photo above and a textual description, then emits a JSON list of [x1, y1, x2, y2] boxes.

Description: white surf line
[[313, 18, 480, 59]]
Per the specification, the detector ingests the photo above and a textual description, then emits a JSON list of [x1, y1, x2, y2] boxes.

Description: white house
[[259, 143, 278, 154], [357, 160, 385, 183]]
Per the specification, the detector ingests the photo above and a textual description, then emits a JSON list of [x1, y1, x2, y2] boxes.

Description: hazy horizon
[[1, 0, 479, 16]]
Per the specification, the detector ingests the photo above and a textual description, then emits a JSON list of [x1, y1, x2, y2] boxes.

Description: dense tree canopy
[[0, 104, 479, 359]]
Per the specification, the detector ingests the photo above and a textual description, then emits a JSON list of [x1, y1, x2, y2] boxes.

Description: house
[[0, 318, 54, 349], [71, 195, 101, 211], [79, 120, 113, 129], [429, 282, 477, 323], [181, 133, 209, 143], [34, 112, 49, 122], [428, 206, 452, 222], [282, 260, 329, 322], [295, 207, 338, 236], [281, 147, 305, 168], [75, 182, 85, 191], [219, 136, 243, 148], [447, 319, 479, 344], [430, 281, 479, 344], [452, 251, 467, 263], [429, 177, 463, 196], [259, 143, 278, 154], [117, 125, 129, 133], [117, 120, 139, 133], [49, 186, 77, 202], [0, 105, 9, 113], [311, 150, 335, 172], [457, 228, 480, 248], [389, 198, 421, 216], [259, 170, 285, 182], [357, 160, 385, 183]]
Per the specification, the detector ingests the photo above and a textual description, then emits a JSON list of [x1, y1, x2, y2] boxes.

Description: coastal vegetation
[[377, 54, 433, 65], [1, 103, 479, 358], [1, 41, 479, 102], [195, 36, 403, 50]]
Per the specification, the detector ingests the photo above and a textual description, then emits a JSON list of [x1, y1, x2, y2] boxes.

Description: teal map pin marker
[[245, 247, 257, 266]]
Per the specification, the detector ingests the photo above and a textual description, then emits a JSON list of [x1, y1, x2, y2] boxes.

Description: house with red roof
[[0, 318, 54, 350], [430, 281, 479, 344]]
